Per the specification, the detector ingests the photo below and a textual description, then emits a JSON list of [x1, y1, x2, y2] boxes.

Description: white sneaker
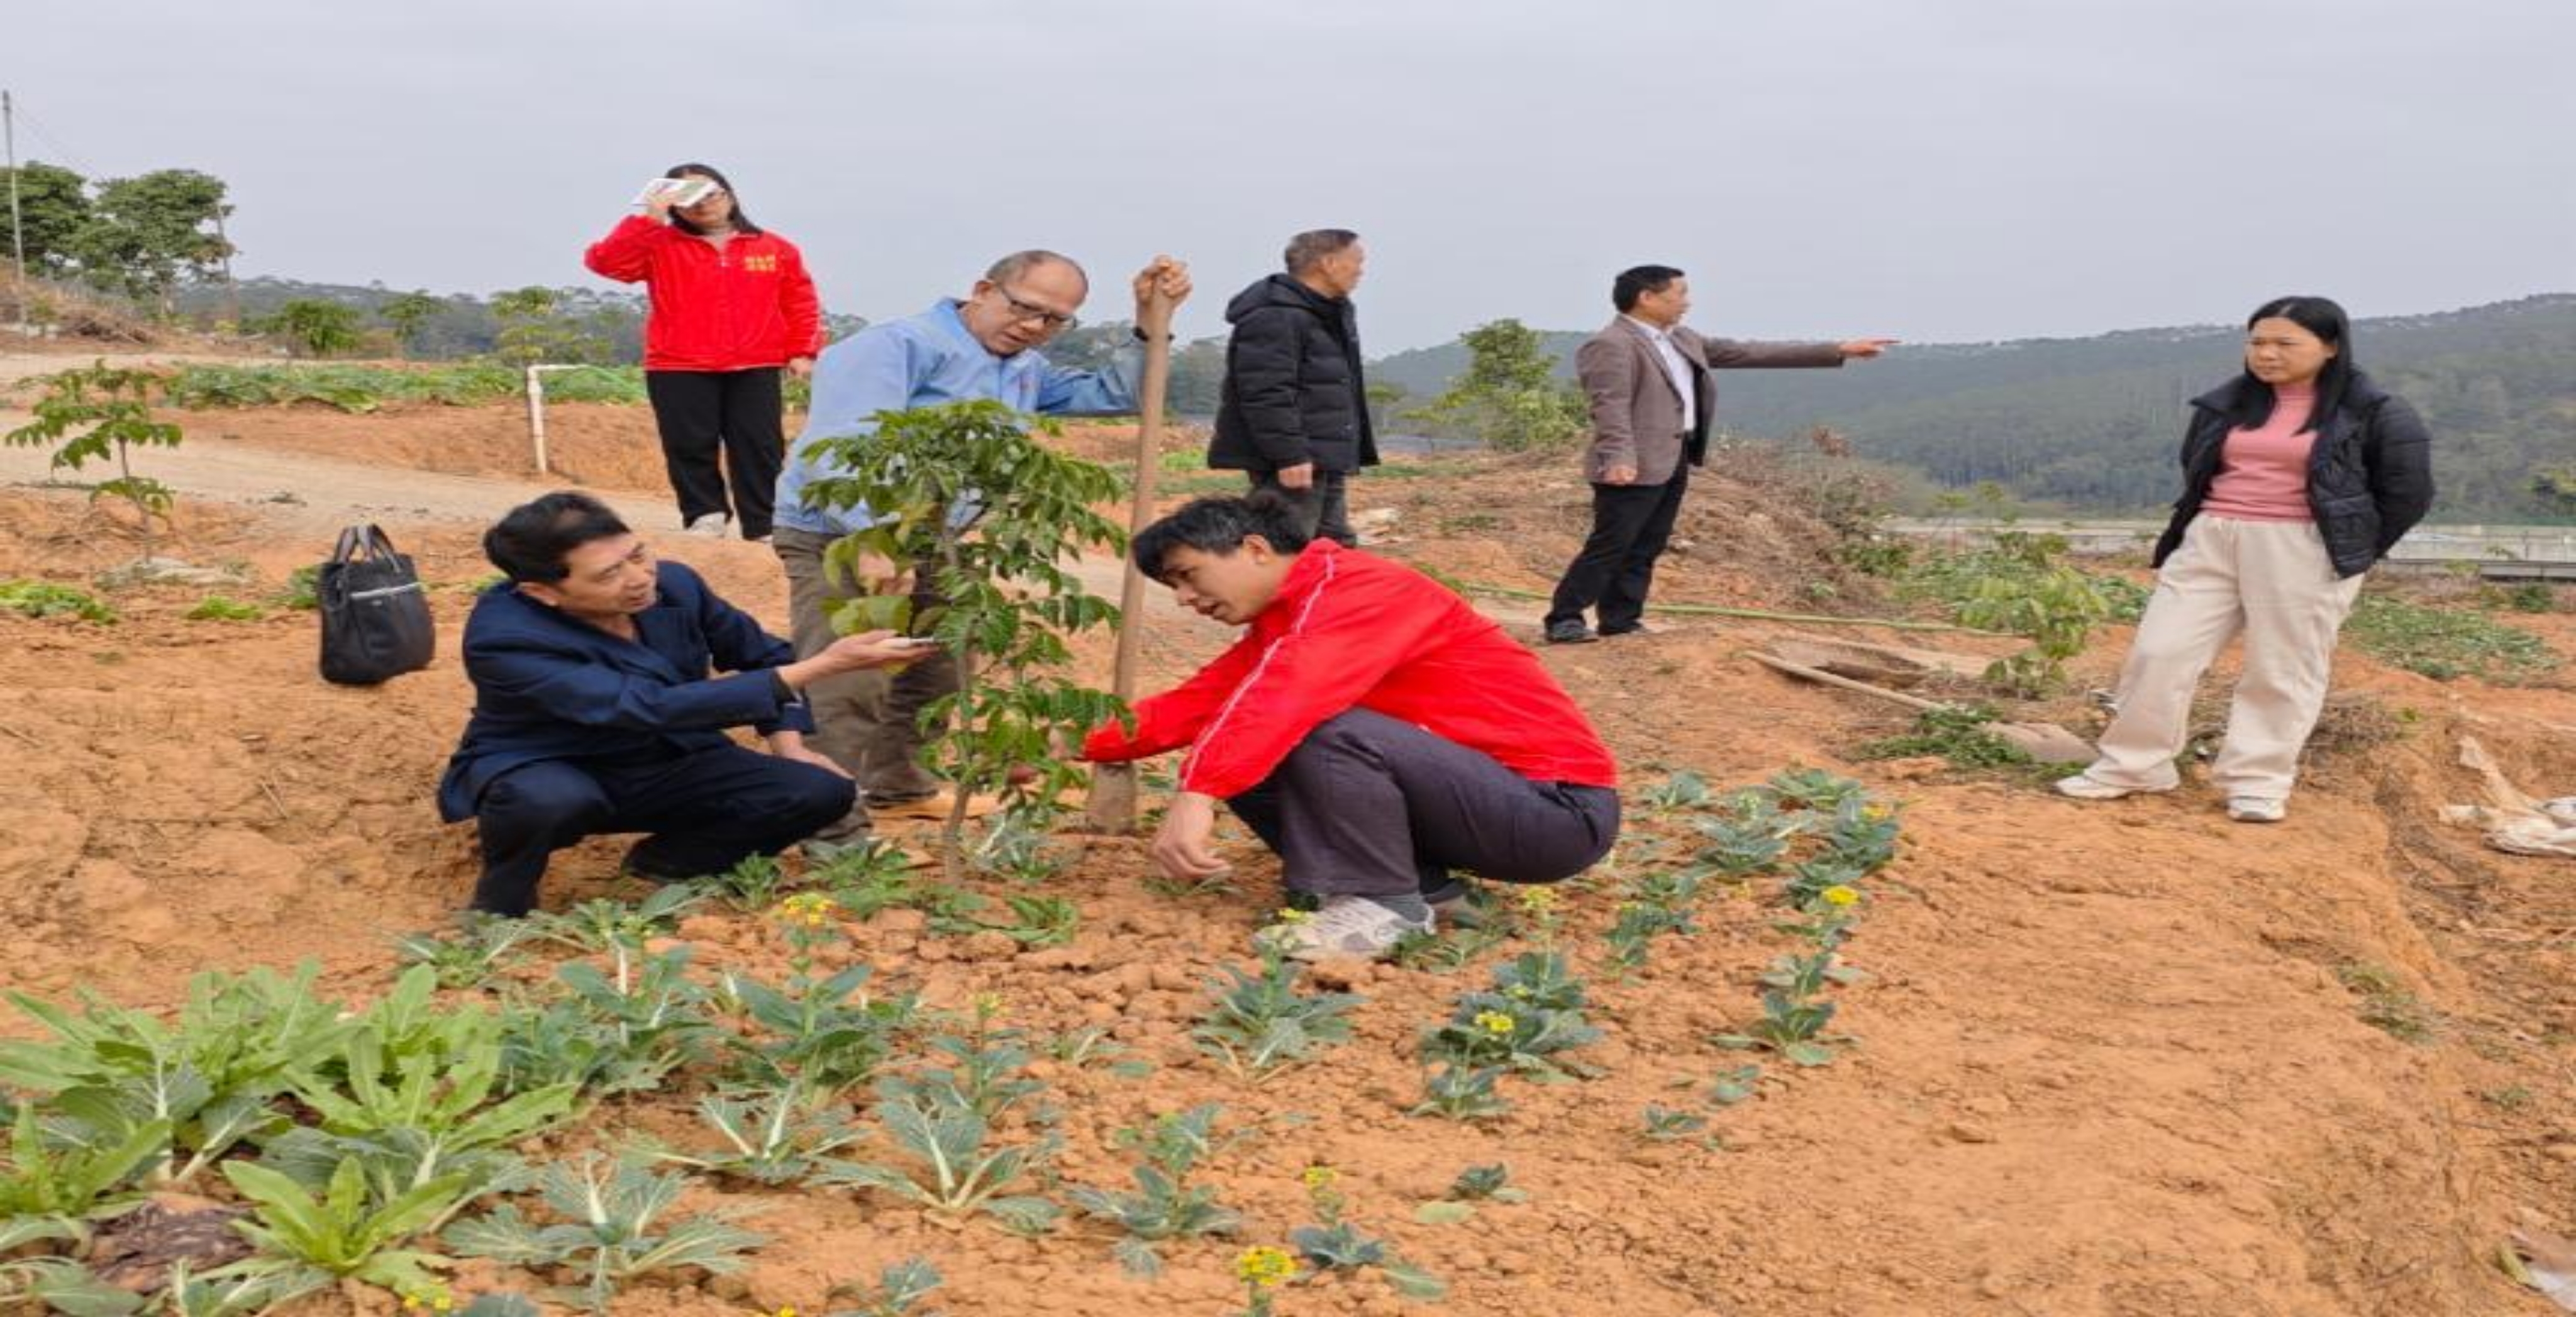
[[2053, 774, 2167, 801], [1257, 895, 1432, 962], [684, 513, 730, 538], [2226, 796, 2287, 823]]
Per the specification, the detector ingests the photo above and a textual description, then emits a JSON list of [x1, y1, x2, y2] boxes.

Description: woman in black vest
[[2057, 296, 2433, 822]]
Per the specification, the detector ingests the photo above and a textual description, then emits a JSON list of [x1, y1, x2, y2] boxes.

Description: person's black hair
[[484, 491, 633, 584], [1613, 264, 1686, 313], [1132, 490, 1314, 583], [663, 162, 763, 237], [2238, 295, 2354, 433]]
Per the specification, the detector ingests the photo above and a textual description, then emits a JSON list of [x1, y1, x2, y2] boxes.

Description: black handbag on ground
[[318, 525, 435, 685]]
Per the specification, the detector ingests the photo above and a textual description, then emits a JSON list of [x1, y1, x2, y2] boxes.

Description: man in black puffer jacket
[[1208, 229, 1379, 545]]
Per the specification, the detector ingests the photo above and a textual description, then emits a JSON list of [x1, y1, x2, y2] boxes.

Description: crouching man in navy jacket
[[439, 492, 928, 916]]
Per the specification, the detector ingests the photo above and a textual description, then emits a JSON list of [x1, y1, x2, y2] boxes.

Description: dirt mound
[[176, 401, 675, 492]]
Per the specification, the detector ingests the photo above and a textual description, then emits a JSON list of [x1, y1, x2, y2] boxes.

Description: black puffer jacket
[[1209, 274, 1379, 474], [2151, 370, 2434, 579]]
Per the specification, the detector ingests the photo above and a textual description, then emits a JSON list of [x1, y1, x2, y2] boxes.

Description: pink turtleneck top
[[2202, 382, 2318, 521]]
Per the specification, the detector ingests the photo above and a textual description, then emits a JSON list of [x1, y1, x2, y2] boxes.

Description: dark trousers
[[643, 368, 786, 539], [1226, 709, 1621, 901], [773, 528, 961, 804], [1248, 467, 1356, 547], [469, 744, 856, 916], [1546, 465, 1689, 633]]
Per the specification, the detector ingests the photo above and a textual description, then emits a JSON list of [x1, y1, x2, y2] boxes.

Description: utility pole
[[4, 90, 28, 335]]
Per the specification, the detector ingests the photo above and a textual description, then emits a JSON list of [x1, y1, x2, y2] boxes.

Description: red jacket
[[1084, 542, 1619, 798], [584, 216, 824, 372]]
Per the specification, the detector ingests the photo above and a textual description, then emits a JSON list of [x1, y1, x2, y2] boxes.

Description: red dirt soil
[[4, 401, 2576, 1316]]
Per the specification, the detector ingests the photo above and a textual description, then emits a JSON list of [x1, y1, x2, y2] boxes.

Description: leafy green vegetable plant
[[1407, 1065, 1511, 1121], [216, 1159, 477, 1298], [442, 1157, 765, 1313], [1191, 948, 1363, 1081], [825, 1258, 944, 1317], [1067, 1103, 1241, 1276], [815, 1094, 1060, 1231]]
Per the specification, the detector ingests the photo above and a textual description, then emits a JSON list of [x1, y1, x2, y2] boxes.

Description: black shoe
[[620, 839, 704, 883], [1544, 620, 1597, 645], [1599, 622, 1656, 638]]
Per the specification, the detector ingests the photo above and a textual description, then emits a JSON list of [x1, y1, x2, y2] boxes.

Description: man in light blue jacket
[[774, 250, 1192, 824]]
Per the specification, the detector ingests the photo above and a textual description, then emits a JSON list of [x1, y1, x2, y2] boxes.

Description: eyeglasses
[[992, 284, 1078, 331]]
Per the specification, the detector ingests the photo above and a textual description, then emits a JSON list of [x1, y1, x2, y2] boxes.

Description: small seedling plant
[[1407, 1064, 1511, 1121], [1421, 952, 1604, 1080], [393, 918, 538, 991], [872, 996, 1046, 1124], [1191, 942, 1364, 1081], [1069, 1102, 1243, 1276], [500, 943, 719, 1098], [1705, 770, 1899, 1068], [659, 1082, 867, 1186], [0, 580, 117, 622], [816, 1092, 1061, 1232], [443, 1156, 765, 1314], [525, 886, 704, 955], [826, 1257, 944, 1317], [799, 399, 1129, 878], [1287, 1167, 1445, 1300], [1414, 1161, 1528, 1224], [3, 362, 185, 560], [715, 895, 915, 1092]]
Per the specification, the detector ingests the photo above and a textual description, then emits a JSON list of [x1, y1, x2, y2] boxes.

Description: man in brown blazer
[[1543, 265, 1894, 643]]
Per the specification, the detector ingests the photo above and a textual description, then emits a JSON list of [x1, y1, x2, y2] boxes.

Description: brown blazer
[[1575, 318, 1846, 486]]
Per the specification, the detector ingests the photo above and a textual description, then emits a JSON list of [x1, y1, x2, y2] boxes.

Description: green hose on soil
[[1449, 579, 2011, 636]]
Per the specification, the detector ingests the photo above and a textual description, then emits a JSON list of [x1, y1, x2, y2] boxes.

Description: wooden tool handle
[[1750, 652, 1942, 712]]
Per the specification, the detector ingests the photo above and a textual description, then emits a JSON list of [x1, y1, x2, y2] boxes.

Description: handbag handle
[[330, 525, 402, 565]]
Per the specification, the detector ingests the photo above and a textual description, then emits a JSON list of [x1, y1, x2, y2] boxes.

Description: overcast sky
[[9, 0, 2571, 352]]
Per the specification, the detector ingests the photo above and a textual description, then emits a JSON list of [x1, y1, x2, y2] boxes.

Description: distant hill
[[1369, 296, 2576, 520]]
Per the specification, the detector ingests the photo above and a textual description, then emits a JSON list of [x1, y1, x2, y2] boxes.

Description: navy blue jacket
[[438, 560, 813, 821]]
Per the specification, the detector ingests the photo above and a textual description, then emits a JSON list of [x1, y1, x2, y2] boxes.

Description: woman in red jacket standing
[[586, 163, 823, 542]]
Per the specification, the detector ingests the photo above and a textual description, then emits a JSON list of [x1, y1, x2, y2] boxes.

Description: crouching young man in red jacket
[[1082, 492, 1622, 960]]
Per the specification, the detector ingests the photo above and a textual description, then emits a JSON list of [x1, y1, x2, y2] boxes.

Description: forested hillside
[[1371, 296, 2576, 520]]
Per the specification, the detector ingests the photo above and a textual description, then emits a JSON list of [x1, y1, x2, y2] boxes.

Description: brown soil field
[[4, 391, 2576, 1316]]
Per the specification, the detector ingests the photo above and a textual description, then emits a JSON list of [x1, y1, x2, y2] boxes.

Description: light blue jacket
[[775, 299, 1141, 535]]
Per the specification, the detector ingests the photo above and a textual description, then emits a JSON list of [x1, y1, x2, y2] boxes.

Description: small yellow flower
[[1503, 983, 1536, 1002], [1862, 803, 1893, 822], [1301, 1165, 1338, 1189], [1821, 885, 1862, 908], [1236, 1245, 1298, 1289], [972, 991, 1006, 1018], [1474, 1010, 1517, 1036], [775, 892, 836, 929], [1515, 888, 1559, 912], [775, 1308, 797, 1317], [1275, 907, 1313, 925]]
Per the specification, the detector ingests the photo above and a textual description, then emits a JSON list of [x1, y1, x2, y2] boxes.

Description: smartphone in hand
[[634, 177, 717, 208]]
